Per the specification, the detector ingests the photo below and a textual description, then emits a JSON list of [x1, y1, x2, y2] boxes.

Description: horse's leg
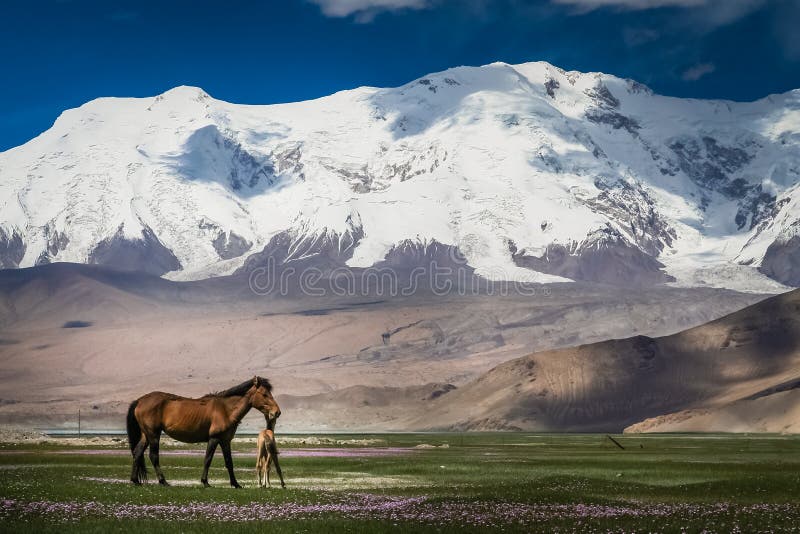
[[220, 439, 241, 488], [130, 435, 148, 485], [256, 443, 265, 488], [266, 449, 271, 488], [257, 436, 267, 488], [269, 440, 285, 488], [260, 441, 269, 488], [201, 438, 219, 488], [147, 430, 168, 486], [261, 451, 268, 488]]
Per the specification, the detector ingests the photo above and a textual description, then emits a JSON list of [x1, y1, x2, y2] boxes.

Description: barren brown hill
[[0, 263, 771, 430], [403, 288, 800, 432], [624, 388, 800, 434], [277, 383, 458, 432]]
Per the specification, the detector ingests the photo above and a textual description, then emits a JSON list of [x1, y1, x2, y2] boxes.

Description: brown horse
[[126, 376, 280, 487]]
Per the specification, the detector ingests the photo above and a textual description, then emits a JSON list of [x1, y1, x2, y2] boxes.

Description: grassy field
[[1, 433, 799, 533]]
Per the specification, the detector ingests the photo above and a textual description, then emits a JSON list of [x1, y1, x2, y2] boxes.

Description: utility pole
[[606, 434, 624, 450]]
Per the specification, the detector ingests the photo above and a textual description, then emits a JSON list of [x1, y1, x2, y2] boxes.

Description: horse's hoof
[[201, 480, 210, 488], [131, 480, 142, 486], [158, 479, 169, 487], [231, 483, 242, 489]]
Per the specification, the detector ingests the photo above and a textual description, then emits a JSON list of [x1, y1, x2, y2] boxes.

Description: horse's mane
[[204, 377, 273, 398]]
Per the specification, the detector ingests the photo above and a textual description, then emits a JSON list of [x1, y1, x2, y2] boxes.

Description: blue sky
[[1, 0, 798, 151]]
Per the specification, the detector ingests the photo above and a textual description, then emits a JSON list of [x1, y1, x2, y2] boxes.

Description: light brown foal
[[256, 428, 285, 488]]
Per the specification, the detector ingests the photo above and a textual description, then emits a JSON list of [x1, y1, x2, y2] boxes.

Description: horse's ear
[[252, 376, 259, 387]]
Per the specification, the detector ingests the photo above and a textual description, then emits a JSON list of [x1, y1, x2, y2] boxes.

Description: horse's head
[[250, 376, 281, 422]]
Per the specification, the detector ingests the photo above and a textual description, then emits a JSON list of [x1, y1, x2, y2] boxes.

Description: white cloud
[[550, 0, 755, 10], [552, 0, 706, 9], [552, 0, 767, 31], [681, 62, 716, 81], [690, 0, 766, 27], [307, 0, 769, 30], [308, 0, 434, 19], [622, 26, 660, 46]]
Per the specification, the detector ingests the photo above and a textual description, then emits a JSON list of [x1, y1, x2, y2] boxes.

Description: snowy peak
[[1, 61, 799, 291]]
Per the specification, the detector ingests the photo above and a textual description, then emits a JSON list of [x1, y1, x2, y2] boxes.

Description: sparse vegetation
[[1, 433, 799, 532]]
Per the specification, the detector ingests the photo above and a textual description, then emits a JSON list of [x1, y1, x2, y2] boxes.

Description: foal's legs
[[147, 430, 168, 486], [256, 440, 266, 488], [256, 434, 267, 488], [220, 439, 241, 488], [201, 437, 219, 487]]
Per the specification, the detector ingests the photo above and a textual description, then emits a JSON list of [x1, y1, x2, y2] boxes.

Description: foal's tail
[[126, 400, 147, 484]]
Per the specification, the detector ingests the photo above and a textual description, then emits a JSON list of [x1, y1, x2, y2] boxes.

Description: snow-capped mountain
[[1, 61, 799, 290]]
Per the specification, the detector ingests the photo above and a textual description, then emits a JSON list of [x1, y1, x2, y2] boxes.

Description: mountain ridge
[[1, 60, 798, 291]]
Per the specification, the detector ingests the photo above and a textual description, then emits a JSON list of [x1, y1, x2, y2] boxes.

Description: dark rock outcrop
[[588, 179, 676, 256], [212, 230, 252, 260], [88, 225, 181, 276], [511, 228, 674, 286], [759, 234, 800, 286], [668, 136, 755, 196], [237, 221, 363, 276], [375, 240, 472, 273], [585, 110, 641, 134], [0, 228, 26, 269], [544, 78, 559, 98]]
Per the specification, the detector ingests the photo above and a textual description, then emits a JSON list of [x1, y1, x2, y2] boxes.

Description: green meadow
[[1, 433, 799, 533]]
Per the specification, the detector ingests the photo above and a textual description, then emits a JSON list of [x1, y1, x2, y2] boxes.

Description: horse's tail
[[126, 400, 147, 484]]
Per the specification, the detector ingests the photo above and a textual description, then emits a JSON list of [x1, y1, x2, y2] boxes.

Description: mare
[[126, 376, 280, 487]]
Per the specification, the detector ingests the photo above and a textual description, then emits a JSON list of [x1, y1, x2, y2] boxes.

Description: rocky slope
[[405, 288, 799, 432]]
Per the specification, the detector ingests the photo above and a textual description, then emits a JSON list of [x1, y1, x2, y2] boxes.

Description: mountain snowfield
[[1, 61, 799, 291]]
